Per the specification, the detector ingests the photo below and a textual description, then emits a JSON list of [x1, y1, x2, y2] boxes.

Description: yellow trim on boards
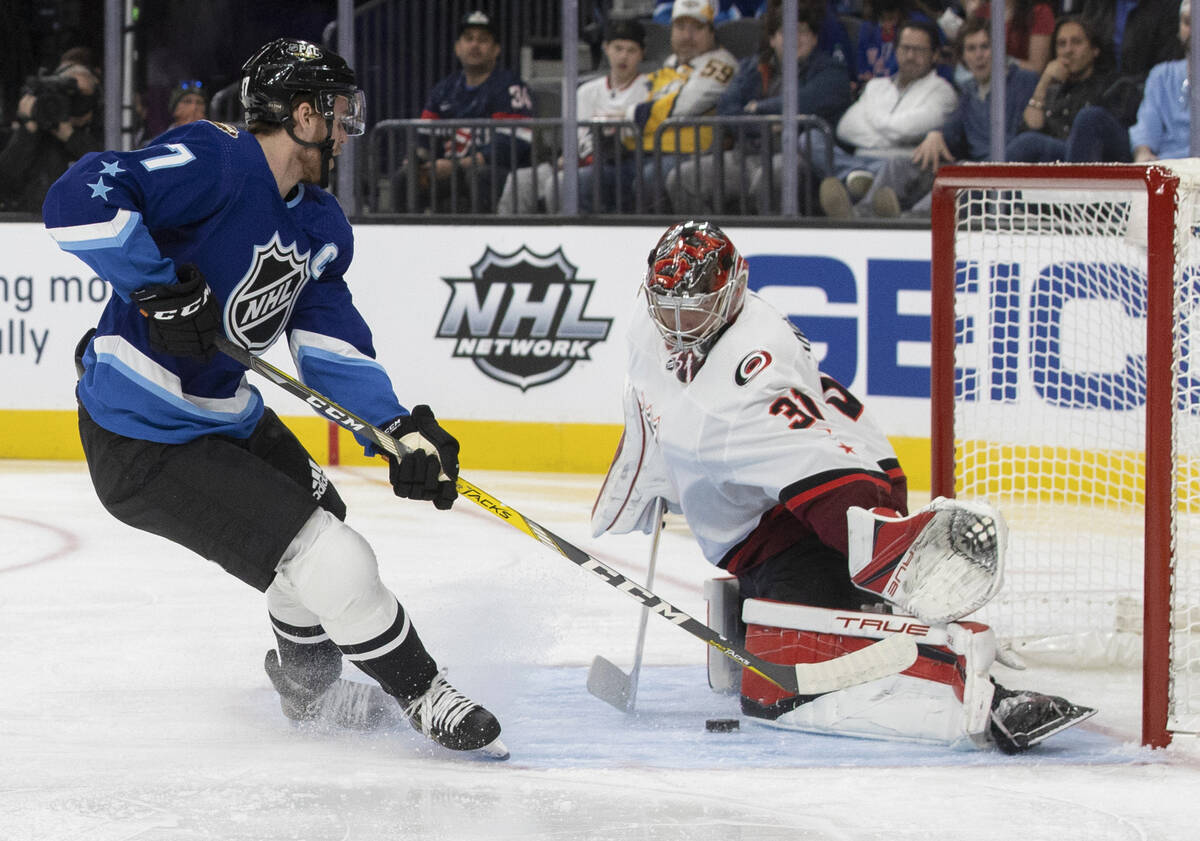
[[0, 409, 934, 490]]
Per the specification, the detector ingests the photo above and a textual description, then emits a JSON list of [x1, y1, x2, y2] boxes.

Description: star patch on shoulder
[[98, 160, 124, 177], [87, 177, 112, 200]]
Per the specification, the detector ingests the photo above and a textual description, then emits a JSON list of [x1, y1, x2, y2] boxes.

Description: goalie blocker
[[704, 586, 1096, 751]]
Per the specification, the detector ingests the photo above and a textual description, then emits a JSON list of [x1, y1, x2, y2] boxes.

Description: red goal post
[[930, 162, 1200, 748]]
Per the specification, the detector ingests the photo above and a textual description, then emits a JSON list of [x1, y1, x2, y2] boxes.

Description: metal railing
[[363, 114, 836, 218]]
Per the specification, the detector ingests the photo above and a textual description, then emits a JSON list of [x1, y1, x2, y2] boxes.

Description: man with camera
[[0, 62, 102, 216]]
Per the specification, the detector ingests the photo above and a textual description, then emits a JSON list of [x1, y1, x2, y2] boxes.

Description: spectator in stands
[[1004, 16, 1121, 162], [1129, 0, 1191, 162], [818, 19, 956, 217], [497, 18, 648, 214], [166, 81, 208, 132], [846, 17, 1039, 217], [652, 0, 762, 22], [963, 0, 1054, 74], [0, 59, 102, 215], [1077, 0, 1183, 80], [400, 10, 534, 213], [579, 0, 738, 213], [666, 0, 852, 213], [855, 0, 943, 84]]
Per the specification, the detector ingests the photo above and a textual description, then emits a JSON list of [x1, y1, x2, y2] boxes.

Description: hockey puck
[[705, 718, 739, 732]]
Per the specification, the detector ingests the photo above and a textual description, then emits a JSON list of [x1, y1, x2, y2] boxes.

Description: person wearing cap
[[578, 0, 738, 213], [404, 10, 535, 213], [166, 82, 208, 132], [666, 1, 852, 213], [497, 17, 649, 214]]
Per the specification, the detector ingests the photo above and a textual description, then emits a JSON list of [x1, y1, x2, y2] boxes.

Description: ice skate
[[404, 672, 508, 759], [264, 649, 395, 731], [989, 682, 1097, 753]]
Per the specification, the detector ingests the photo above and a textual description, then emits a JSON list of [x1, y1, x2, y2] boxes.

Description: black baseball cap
[[460, 10, 499, 39], [604, 17, 646, 47]]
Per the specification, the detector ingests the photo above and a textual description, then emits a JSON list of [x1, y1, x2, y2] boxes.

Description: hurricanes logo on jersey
[[225, 233, 311, 352], [436, 246, 613, 390], [735, 350, 772, 386]]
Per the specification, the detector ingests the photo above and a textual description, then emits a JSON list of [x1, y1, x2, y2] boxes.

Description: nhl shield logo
[[436, 246, 612, 390], [225, 233, 311, 352]]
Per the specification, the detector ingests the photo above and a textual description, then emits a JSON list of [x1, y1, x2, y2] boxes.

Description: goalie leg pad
[[739, 601, 996, 747], [703, 577, 742, 694], [847, 497, 1007, 624]]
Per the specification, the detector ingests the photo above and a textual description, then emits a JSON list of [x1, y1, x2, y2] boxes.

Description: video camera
[[22, 71, 98, 133]]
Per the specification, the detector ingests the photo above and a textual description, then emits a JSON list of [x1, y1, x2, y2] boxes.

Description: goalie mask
[[241, 38, 366, 186], [644, 221, 748, 357]]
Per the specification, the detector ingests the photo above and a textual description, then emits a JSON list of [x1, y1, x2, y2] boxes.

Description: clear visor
[[326, 89, 366, 136], [646, 285, 728, 351]]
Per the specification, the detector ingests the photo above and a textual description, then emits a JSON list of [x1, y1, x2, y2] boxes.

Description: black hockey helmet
[[240, 38, 364, 136]]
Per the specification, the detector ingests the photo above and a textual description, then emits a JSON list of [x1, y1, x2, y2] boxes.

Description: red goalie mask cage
[[930, 162, 1200, 748]]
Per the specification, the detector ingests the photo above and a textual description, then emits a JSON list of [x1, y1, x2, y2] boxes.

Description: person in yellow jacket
[[578, 0, 737, 213]]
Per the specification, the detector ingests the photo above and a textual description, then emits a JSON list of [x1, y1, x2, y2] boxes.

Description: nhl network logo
[[436, 246, 612, 390]]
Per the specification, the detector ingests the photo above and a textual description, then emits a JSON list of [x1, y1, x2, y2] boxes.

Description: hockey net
[[930, 163, 1200, 747]]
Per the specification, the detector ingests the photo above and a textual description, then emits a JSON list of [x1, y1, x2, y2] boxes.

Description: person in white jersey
[[498, 17, 650, 214], [591, 220, 1096, 751]]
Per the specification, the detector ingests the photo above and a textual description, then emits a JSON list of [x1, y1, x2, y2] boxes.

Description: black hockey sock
[[338, 600, 438, 704], [269, 618, 343, 696]]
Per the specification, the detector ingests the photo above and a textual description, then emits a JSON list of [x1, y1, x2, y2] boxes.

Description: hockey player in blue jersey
[[42, 38, 508, 759]]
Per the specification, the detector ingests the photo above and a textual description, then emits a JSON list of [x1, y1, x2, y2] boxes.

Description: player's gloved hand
[[381, 405, 459, 510], [131, 263, 221, 359]]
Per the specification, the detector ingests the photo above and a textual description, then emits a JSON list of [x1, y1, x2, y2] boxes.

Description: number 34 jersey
[[43, 119, 405, 445], [606, 291, 906, 567]]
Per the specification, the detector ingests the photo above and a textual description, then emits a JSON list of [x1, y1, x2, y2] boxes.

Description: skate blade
[[477, 737, 510, 760]]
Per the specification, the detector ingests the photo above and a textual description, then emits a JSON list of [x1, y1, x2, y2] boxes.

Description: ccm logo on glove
[[131, 263, 222, 358]]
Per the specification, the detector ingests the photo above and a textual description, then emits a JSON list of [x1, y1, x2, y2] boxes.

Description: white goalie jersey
[[592, 291, 903, 566]]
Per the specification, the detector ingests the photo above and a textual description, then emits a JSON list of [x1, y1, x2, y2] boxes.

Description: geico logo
[[746, 255, 1197, 412]]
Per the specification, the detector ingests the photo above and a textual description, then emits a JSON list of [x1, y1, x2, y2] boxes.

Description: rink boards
[[0, 221, 935, 480]]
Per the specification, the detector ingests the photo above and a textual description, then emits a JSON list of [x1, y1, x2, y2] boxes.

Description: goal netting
[[930, 162, 1200, 747]]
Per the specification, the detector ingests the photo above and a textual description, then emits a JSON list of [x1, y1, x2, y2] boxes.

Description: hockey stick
[[587, 498, 665, 712], [216, 336, 918, 695]]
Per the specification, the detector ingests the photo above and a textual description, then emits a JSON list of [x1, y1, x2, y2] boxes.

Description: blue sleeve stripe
[[47, 208, 140, 252]]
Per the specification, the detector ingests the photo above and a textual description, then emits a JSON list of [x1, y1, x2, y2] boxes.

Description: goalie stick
[[587, 498, 665, 712], [215, 335, 918, 695]]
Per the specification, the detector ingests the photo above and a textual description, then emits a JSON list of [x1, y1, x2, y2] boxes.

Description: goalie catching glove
[[131, 263, 222, 359], [382, 405, 459, 510], [846, 497, 1007, 624]]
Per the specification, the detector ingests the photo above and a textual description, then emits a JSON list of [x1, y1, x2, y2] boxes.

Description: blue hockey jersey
[[43, 119, 406, 446], [420, 67, 533, 163]]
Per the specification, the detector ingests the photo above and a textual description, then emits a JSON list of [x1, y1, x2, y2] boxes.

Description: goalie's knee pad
[[703, 576, 742, 694], [740, 600, 997, 747], [274, 508, 399, 647]]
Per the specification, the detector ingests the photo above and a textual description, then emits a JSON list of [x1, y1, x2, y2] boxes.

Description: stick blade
[[793, 634, 919, 695], [586, 655, 633, 712]]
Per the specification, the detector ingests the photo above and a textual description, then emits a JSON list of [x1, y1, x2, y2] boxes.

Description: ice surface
[[2, 461, 1198, 840]]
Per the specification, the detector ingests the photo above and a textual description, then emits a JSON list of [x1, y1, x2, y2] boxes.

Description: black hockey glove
[[381, 405, 460, 510], [131, 263, 221, 359]]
